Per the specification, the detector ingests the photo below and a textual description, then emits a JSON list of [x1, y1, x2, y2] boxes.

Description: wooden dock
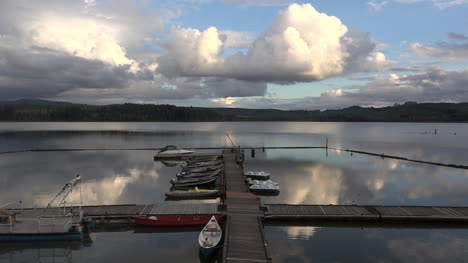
[[265, 204, 468, 223], [222, 150, 271, 263]]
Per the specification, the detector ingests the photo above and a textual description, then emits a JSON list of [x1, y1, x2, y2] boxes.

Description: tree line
[[1, 102, 468, 122]]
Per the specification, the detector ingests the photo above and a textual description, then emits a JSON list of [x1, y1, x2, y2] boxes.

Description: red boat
[[134, 215, 224, 227]]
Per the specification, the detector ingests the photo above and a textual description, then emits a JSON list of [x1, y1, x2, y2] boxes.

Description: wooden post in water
[[251, 149, 255, 158], [326, 138, 329, 157]]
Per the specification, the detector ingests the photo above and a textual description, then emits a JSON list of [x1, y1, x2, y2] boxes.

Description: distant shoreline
[[1, 100, 468, 122]]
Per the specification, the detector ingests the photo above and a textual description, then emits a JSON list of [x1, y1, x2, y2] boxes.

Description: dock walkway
[[265, 204, 468, 222], [222, 150, 271, 263]]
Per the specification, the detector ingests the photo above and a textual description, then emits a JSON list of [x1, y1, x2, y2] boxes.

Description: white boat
[[0, 175, 84, 241], [247, 179, 278, 186], [198, 216, 222, 257], [244, 171, 270, 180], [156, 145, 194, 155], [249, 182, 280, 195]]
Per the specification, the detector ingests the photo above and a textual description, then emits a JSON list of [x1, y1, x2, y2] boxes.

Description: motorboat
[[198, 216, 222, 257], [244, 171, 270, 180], [246, 179, 278, 186], [0, 175, 84, 241], [135, 215, 224, 227], [156, 145, 194, 156], [249, 183, 280, 195]]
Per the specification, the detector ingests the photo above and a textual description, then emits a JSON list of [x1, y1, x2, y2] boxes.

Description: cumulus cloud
[[158, 4, 388, 82], [408, 33, 468, 59]]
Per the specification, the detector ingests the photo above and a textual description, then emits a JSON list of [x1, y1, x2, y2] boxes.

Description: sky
[[0, 0, 467, 109]]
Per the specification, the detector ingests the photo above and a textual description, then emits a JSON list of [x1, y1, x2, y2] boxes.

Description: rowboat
[[165, 189, 219, 199], [198, 216, 222, 256], [170, 176, 217, 187], [244, 171, 270, 180], [134, 215, 224, 227]]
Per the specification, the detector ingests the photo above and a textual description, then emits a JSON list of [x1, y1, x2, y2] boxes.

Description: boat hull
[[134, 215, 224, 227], [165, 190, 219, 199], [170, 177, 217, 187]]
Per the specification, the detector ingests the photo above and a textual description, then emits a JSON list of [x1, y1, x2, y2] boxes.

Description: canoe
[[244, 171, 270, 180], [177, 169, 221, 179], [135, 215, 224, 227], [170, 176, 217, 187], [198, 216, 222, 257], [165, 189, 219, 199]]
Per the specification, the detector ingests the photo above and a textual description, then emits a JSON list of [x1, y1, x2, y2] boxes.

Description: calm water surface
[[1, 122, 468, 262]]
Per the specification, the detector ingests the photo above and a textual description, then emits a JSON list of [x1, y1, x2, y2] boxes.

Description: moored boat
[[134, 215, 224, 227], [177, 169, 221, 179], [170, 176, 217, 187], [183, 160, 223, 169], [156, 145, 194, 156], [244, 171, 270, 180], [198, 216, 222, 257], [165, 188, 219, 199]]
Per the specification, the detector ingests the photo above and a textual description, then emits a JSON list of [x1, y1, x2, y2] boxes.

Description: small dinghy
[[165, 187, 219, 199], [198, 216, 222, 257], [244, 171, 270, 180]]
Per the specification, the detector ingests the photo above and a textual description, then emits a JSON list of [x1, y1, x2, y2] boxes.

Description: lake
[[1, 122, 468, 262]]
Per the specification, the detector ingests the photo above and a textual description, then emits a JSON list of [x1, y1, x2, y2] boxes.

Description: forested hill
[[1, 101, 468, 122]]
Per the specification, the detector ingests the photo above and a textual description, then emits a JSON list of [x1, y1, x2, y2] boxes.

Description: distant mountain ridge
[[1, 100, 468, 122], [0, 99, 77, 105]]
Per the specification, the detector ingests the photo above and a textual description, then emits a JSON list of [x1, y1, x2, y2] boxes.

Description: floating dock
[[222, 150, 271, 263], [265, 204, 468, 223]]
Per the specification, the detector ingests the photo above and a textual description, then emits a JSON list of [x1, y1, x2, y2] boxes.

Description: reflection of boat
[[183, 160, 223, 169], [157, 145, 194, 155], [244, 171, 270, 180], [170, 176, 217, 187], [161, 160, 186, 167], [0, 176, 84, 241], [186, 156, 220, 164], [165, 187, 219, 199], [134, 215, 223, 227], [198, 216, 222, 257]]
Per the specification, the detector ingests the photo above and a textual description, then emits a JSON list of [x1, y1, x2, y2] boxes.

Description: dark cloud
[[448, 32, 468, 41], [408, 34, 468, 59]]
